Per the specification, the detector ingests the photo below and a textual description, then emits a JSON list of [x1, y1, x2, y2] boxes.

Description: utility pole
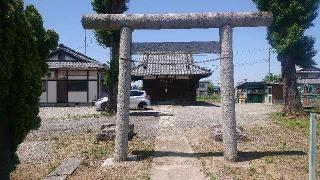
[[268, 47, 271, 82], [84, 29, 87, 55]]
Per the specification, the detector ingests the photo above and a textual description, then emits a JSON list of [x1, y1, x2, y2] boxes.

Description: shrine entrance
[[81, 11, 272, 162]]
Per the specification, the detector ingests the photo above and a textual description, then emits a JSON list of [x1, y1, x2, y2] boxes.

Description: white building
[[197, 81, 210, 96], [40, 44, 106, 105]]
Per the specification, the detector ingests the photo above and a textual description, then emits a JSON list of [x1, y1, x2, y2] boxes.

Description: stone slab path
[[150, 106, 206, 180], [45, 157, 83, 180]]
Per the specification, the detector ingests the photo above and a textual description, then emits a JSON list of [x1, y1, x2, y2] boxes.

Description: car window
[[136, 91, 144, 96], [130, 91, 144, 96]]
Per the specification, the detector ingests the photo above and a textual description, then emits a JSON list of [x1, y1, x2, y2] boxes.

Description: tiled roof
[[236, 82, 266, 89], [297, 78, 320, 84], [297, 66, 320, 73], [47, 44, 106, 70], [132, 53, 212, 78], [48, 61, 104, 69]]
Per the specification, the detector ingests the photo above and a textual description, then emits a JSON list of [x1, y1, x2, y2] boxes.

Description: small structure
[[40, 44, 106, 105], [236, 82, 265, 103], [236, 81, 283, 104], [297, 66, 320, 107], [132, 53, 212, 103]]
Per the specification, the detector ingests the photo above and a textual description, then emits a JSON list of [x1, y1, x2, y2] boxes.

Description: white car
[[95, 90, 150, 110]]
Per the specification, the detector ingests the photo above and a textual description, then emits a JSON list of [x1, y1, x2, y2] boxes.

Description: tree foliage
[[91, 0, 129, 113], [253, 0, 318, 66], [207, 82, 214, 94], [0, 0, 58, 177], [262, 73, 282, 83], [253, 0, 319, 115]]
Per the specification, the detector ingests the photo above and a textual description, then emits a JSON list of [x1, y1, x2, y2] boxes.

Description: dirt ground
[[11, 104, 320, 179]]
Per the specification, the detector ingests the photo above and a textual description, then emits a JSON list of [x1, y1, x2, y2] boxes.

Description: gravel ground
[[34, 104, 276, 138], [16, 141, 52, 163], [39, 106, 99, 120], [26, 107, 160, 139], [173, 103, 279, 129], [22, 104, 276, 162], [15, 103, 279, 179], [18, 106, 160, 166]]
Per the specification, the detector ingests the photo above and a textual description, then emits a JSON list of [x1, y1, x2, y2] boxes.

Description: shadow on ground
[[182, 101, 221, 107], [132, 150, 306, 162], [130, 111, 173, 117]]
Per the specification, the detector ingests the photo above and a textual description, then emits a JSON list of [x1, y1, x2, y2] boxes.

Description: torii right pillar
[[219, 24, 237, 161]]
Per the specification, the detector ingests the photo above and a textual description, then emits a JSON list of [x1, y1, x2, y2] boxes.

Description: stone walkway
[[150, 106, 206, 180]]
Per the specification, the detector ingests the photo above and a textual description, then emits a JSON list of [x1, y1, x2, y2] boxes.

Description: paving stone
[[47, 157, 83, 177], [44, 175, 68, 180]]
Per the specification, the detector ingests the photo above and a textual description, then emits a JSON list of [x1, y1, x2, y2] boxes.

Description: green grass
[[271, 112, 320, 134], [197, 95, 221, 103]]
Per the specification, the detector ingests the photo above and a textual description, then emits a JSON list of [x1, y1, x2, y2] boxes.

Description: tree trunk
[[105, 45, 119, 113], [0, 119, 11, 180], [281, 57, 304, 116]]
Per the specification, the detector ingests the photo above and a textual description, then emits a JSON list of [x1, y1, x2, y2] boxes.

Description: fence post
[[309, 113, 317, 180]]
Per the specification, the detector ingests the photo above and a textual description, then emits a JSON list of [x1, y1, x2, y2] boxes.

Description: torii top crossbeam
[[132, 41, 220, 54], [82, 12, 272, 30]]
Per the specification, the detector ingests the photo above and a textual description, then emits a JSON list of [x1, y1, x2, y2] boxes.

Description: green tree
[[253, 0, 319, 116], [262, 73, 282, 83], [207, 82, 214, 95], [91, 0, 129, 113], [0, 1, 58, 178]]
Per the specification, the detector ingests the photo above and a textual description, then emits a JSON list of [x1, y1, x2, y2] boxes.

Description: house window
[[42, 81, 46, 92], [199, 83, 205, 88], [68, 81, 88, 91], [268, 87, 272, 94]]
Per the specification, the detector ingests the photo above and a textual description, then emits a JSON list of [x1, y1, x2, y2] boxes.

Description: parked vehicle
[[95, 90, 150, 110]]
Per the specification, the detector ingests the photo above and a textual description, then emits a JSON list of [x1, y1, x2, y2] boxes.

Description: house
[[236, 81, 283, 104], [264, 83, 284, 104], [40, 44, 106, 105], [197, 81, 210, 96], [132, 53, 212, 103], [297, 66, 320, 107], [196, 81, 220, 96]]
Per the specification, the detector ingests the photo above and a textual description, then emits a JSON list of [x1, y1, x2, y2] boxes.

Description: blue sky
[[25, 0, 320, 85]]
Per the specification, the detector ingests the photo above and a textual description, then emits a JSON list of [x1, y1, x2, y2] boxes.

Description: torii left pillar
[[114, 27, 132, 162], [220, 25, 237, 161]]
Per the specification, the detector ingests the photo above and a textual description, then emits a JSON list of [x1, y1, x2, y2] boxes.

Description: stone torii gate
[[82, 11, 272, 162]]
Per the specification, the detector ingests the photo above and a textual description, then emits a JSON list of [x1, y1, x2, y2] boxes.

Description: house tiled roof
[[297, 66, 320, 73], [132, 53, 212, 78], [236, 82, 266, 89], [48, 61, 104, 69], [47, 44, 106, 70], [297, 78, 320, 84]]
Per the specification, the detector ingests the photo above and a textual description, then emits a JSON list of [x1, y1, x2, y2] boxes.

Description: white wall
[[47, 81, 57, 103], [58, 71, 67, 79], [39, 92, 47, 103], [89, 81, 98, 101], [89, 71, 97, 80], [68, 76, 87, 80], [68, 92, 87, 102]]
